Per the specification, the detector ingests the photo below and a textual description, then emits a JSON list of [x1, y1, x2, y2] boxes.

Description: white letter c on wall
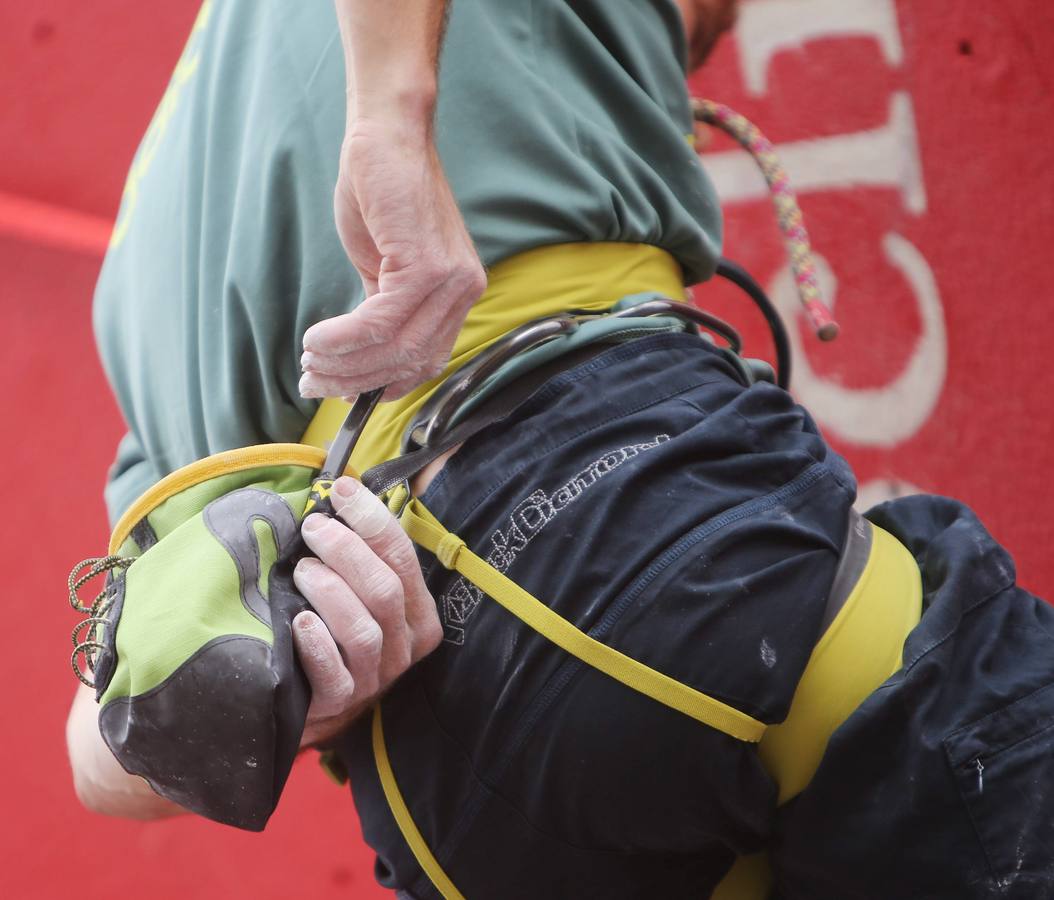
[[774, 232, 947, 447]]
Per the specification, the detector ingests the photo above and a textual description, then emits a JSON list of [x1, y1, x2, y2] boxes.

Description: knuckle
[[329, 670, 357, 708], [310, 664, 344, 702], [355, 660, 381, 698], [361, 308, 401, 345], [330, 539, 368, 578], [345, 620, 384, 658], [297, 558, 339, 601], [458, 263, 487, 299], [418, 616, 444, 655], [398, 333, 431, 365], [313, 526, 350, 569], [360, 676, 380, 701], [386, 641, 413, 678], [390, 341, 422, 370], [417, 256, 447, 285], [383, 533, 420, 576], [363, 568, 404, 612], [422, 359, 447, 381]]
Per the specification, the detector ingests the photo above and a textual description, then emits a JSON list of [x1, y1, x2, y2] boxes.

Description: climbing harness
[[311, 343, 920, 900], [298, 102, 919, 900], [66, 97, 920, 896]]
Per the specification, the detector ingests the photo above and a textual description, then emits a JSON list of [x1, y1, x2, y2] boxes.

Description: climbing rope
[[694, 98, 839, 342]]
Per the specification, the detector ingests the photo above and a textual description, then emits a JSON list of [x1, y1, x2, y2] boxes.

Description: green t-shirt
[[93, 0, 723, 524]]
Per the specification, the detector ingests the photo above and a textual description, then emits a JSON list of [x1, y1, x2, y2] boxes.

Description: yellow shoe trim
[[109, 443, 329, 554]]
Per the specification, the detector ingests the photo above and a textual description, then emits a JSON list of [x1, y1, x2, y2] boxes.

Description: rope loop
[[68, 555, 134, 689], [693, 97, 839, 341]]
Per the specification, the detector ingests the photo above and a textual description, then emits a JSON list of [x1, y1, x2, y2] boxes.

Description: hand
[[292, 477, 443, 746], [299, 116, 487, 402]]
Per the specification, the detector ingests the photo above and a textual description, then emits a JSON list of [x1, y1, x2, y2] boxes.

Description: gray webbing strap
[[360, 342, 611, 496]]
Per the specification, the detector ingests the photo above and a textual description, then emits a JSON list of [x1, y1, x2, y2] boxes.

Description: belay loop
[[68, 555, 134, 688]]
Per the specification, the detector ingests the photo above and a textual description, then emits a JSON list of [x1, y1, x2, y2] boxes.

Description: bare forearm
[[307, 0, 485, 399], [333, 0, 447, 124], [66, 684, 185, 820]]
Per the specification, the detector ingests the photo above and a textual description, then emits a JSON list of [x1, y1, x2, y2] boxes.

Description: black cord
[[715, 257, 792, 390]]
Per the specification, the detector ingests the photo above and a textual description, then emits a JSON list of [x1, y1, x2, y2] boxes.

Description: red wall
[[3, 1, 1051, 897], [690, 0, 1053, 596], [2, 2, 386, 898]]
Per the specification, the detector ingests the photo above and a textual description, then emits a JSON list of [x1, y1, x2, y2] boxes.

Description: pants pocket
[[944, 681, 1054, 884]]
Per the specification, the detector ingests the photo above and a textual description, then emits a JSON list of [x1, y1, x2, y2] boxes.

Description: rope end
[[816, 321, 840, 342]]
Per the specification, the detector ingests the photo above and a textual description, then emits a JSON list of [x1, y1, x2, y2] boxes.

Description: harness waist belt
[[302, 242, 688, 473]]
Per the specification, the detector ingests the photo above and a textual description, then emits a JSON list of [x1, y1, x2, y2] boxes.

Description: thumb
[[333, 178, 381, 296]]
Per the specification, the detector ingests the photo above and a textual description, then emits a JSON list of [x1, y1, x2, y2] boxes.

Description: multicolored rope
[[693, 98, 839, 341]]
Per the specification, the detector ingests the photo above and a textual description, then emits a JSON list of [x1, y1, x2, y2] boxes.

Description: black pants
[[772, 495, 1054, 899], [335, 334, 1054, 899]]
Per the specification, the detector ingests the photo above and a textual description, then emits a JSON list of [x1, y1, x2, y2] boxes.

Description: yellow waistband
[[712, 519, 922, 900], [300, 242, 686, 472], [758, 520, 922, 803]]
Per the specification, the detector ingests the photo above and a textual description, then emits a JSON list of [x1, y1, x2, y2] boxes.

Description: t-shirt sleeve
[[104, 430, 161, 529]]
